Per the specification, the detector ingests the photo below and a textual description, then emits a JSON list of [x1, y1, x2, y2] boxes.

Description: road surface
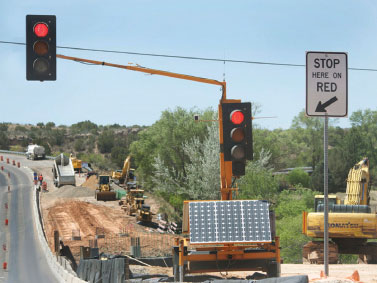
[[0, 154, 59, 283]]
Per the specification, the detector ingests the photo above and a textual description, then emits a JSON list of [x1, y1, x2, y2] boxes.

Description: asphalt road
[[0, 154, 59, 283]]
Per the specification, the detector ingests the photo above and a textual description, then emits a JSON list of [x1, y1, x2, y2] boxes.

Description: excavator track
[[302, 241, 338, 264]]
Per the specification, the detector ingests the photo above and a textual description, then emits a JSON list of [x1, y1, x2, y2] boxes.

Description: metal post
[[324, 114, 329, 276]]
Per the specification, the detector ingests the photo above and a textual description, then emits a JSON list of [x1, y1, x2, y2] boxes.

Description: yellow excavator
[[111, 156, 135, 186], [95, 175, 116, 201], [302, 158, 377, 263]]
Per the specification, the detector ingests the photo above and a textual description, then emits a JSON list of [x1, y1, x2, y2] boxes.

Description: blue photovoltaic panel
[[189, 200, 271, 244]]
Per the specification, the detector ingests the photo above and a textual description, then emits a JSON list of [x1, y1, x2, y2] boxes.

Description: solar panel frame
[[189, 200, 271, 244]]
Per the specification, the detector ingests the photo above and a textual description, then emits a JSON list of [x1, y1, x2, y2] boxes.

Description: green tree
[[153, 117, 220, 202], [74, 138, 86, 152], [131, 107, 214, 188], [97, 130, 115, 153], [71, 120, 98, 134], [287, 168, 310, 188], [291, 110, 323, 169], [275, 188, 319, 263], [237, 149, 279, 203]]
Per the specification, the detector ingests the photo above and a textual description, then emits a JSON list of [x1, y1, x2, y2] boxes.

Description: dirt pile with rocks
[[80, 175, 98, 190]]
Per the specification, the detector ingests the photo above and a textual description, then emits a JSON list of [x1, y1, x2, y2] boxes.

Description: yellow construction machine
[[302, 158, 377, 263], [121, 188, 152, 223], [95, 175, 116, 201], [70, 154, 82, 172], [111, 155, 135, 186]]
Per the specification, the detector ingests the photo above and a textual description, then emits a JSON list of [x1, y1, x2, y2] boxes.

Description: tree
[[131, 107, 214, 188], [291, 110, 323, 169], [287, 168, 310, 188], [237, 149, 279, 203], [97, 130, 115, 153], [152, 116, 220, 209]]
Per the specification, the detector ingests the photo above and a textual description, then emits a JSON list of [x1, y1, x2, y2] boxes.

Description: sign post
[[306, 51, 348, 277]]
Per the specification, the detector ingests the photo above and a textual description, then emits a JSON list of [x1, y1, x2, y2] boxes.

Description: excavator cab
[[96, 175, 116, 201]]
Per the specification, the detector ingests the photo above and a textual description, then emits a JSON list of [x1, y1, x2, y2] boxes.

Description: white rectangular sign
[[306, 52, 348, 117]]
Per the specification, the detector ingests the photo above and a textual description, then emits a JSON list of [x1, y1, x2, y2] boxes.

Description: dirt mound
[[80, 175, 98, 190], [48, 185, 94, 198]]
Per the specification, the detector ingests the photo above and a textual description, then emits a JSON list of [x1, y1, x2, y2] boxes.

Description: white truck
[[53, 154, 76, 187], [26, 144, 45, 160]]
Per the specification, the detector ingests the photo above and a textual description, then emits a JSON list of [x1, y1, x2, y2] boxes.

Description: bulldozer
[[95, 175, 116, 201], [302, 158, 377, 263], [111, 155, 135, 186], [121, 189, 152, 223]]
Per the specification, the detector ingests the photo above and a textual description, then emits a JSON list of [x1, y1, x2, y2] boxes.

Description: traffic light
[[222, 102, 253, 176], [26, 15, 56, 81]]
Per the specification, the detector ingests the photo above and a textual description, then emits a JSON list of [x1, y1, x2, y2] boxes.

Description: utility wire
[[1, 40, 377, 72]]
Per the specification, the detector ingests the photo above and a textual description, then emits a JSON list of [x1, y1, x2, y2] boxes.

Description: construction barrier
[[12, 160, 15, 166], [6, 158, 9, 164], [5, 219, 8, 226], [3, 262, 7, 270], [0, 156, 3, 161], [17, 162, 20, 168]]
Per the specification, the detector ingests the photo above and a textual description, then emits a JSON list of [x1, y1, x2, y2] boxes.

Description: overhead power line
[[1, 40, 377, 72]]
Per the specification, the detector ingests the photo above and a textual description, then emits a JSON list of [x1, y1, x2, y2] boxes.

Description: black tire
[[266, 260, 280, 278]]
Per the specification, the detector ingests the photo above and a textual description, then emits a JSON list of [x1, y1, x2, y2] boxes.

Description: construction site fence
[[94, 232, 176, 258], [77, 258, 129, 283]]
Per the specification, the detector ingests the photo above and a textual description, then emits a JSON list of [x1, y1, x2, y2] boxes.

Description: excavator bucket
[[96, 191, 116, 201]]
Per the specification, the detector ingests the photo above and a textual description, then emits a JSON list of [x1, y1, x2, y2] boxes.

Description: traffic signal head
[[26, 15, 56, 81], [222, 102, 253, 176]]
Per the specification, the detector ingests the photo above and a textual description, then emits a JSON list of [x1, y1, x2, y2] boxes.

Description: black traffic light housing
[[222, 102, 253, 176], [26, 15, 56, 81]]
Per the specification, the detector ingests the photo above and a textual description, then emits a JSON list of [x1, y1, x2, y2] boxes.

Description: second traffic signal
[[222, 102, 253, 176], [26, 15, 56, 81]]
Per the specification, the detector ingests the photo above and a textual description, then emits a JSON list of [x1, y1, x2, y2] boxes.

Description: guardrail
[[0, 149, 54, 160]]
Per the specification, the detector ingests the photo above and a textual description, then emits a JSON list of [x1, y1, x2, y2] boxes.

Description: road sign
[[306, 52, 348, 117]]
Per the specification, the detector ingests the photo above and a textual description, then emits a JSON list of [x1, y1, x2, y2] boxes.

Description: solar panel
[[189, 200, 271, 244]]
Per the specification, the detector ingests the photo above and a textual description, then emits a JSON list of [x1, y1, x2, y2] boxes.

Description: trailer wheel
[[266, 260, 280, 278]]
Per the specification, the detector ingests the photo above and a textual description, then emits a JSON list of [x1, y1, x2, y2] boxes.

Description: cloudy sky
[[1, 0, 377, 129]]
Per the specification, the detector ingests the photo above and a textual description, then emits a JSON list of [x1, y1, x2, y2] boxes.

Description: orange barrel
[[2, 262, 6, 270], [17, 162, 20, 168], [5, 219, 8, 225]]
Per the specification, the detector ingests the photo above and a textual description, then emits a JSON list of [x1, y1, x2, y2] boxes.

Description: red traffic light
[[34, 23, 49, 37], [230, 110, 244, 125]]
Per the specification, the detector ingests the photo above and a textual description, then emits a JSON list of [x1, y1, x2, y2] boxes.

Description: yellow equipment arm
[[122, 156, 131, 178], [57, 54, 235, 200]]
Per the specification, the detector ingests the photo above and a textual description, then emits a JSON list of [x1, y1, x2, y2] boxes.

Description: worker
[[38, 174, 43, 185]]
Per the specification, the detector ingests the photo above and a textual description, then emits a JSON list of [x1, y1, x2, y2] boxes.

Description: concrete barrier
[[27, 167, 87, 283]]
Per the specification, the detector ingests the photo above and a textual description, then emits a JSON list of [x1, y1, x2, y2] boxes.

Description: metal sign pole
[[324, 113, 329, 276]]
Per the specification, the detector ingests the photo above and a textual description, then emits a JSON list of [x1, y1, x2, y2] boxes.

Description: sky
[[1, 0, 377, 129]]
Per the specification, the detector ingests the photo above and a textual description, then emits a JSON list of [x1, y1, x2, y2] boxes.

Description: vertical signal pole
[[218, 85, 234, 201], [324, 113, 329, 276]]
